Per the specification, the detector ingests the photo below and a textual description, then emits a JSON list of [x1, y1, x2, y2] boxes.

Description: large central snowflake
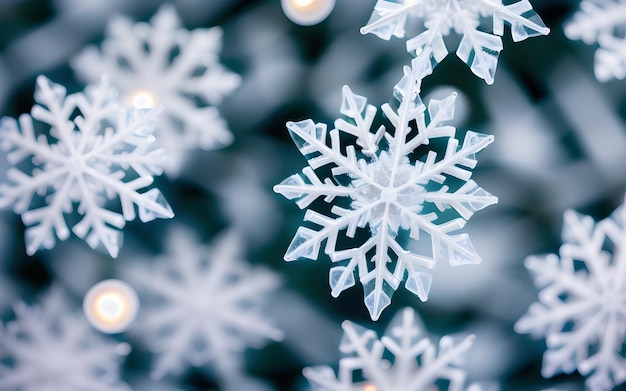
[[304, 307, 478, 391], [125, 226, 283, 382], [361, 0, 550, 84], [515, 198, 626, 391], [72, 4, 241, 175], [274, 55, 497, 320], [0, 76, 173, 257], [0, 287, 131, 391]]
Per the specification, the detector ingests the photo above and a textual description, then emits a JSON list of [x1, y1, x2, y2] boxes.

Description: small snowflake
[[0, 287, 131, 391], [564, 0, 626, 82], [72, 4, 241, 176], [274, 55, 497, 320], [125, 226, 283, 381], [361, 0, 550, 84], [304, 307, 477, 391], [0, 76, 173, 258], [515, 197, 626, 391]]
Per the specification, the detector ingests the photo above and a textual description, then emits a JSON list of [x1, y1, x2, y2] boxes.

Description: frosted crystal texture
[[564, 0, 626, 82], [515, 198, 626, 391], [304, 307, 477, 391], [72, 4, 241, 176], [274, 55, 497, 320], [125, 226, 284, 381], [0, 287, 131, 391], [0, 76, 173, 258], [361, 0, 550, 84]]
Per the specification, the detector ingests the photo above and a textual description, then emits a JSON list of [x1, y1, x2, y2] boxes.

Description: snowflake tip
[[285, 226, 320, 261]]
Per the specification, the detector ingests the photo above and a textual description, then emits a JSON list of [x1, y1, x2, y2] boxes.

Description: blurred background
[[0, 0, 625, 390]]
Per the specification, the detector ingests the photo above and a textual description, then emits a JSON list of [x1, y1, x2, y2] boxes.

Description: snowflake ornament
[[0, 287, 131, 391], [125, 226, 283, 381], [0, 76, 173, 258], [274, 54, 497, 320], [515, 197, 626, 391], [72, 4, 241, 175], [564, 0, 626, 82], [304, 307, 477, 391], [361, 0, 550, 84]]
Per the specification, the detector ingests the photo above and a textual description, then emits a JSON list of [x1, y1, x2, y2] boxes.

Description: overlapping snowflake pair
[[0, 5, 239, 258]]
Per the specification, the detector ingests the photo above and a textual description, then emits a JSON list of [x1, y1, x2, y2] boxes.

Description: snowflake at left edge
[[0, 76, 174, 258], [274, 56, 498, 320]]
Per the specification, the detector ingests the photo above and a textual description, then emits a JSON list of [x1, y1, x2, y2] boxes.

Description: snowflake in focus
[[361, 0, 550, 84], [515, 198, 626, 391], [304, 307, 478, 391], [274, 55, 497, 320], [0, 287, 131, 391], [125, 226, 284, 381], [0, 76, 173, 258], [72, 4, 241, 176], [564, 0, 626, 82]]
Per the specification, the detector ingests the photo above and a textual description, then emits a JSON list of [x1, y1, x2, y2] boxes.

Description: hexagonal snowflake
[[274, 55, 497, 320], [0, 287, 131, 391], [515, 198, 626, 391], [0, 76, 173, 257], [72, 4, 241, 175]]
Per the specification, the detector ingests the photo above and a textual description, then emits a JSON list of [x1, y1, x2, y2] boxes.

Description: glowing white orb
[[83, 279, 139, 334], [129, 90, 158, 109], [281, 0, 335, 26], [363, 385, 377, 391]]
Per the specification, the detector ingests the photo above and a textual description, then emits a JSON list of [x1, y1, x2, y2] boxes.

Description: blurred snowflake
[[0, 76, 173, 258], [361, 0, 549, 84], [274, 54, 497, 320], [564, 0, 626, 82], [304, 307, 479, 391], [515, 197, 626, 391], [0, 287, 131, 391], [72, 4, 241, 176], [125, 225, 283, 382]]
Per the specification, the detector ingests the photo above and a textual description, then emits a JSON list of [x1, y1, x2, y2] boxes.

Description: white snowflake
[[564, 0, 626, 82], [361, 0, 550, 84], [274, 54, 497, 320], [0, 76, 173, 258], [304, 307, 477, 391], [515, 198, 626, 391], [125, 225, 284, 381], [72, 4, 241, 176], [0, 287, 131, 391]]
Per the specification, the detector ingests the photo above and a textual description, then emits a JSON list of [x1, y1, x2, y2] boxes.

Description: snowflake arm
[[275, 58, 496, 320], [0, 288, 131, 391], [72, 4, 241, 176], [304, 307, 476, 391], [515, 201, 626, 391], [564, 0, 626, 81], [125, 226, 283, 381], [0, 76, 173, 257], [361, 0, 550, 84]]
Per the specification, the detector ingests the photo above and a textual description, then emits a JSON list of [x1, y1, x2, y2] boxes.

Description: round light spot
[[83, 279, 139, 334], [363, 385, 377, 391], [129, 90, 158, 109], [281, 0, 335, 26]]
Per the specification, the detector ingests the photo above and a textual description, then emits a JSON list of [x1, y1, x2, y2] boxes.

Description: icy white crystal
[[72, 4, 241, 175], [274, 54, 497, 320], [125, 225, 283, 381], [0, 76, 173, 257], [361, 0, 550, 84], [515, 197, 626, 391], [304, 307, 477, 391], [0, 287, 131, 391]]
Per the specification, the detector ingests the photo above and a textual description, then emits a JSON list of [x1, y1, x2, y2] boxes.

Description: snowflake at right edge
[[515, 198, 626, 391], [274, 54, 497, 320]]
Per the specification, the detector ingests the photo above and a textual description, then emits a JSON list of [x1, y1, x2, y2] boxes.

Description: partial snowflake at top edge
[[361, 0, 550, 84], [0, 76, 173, 258], [274, 52, 497, 320]]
